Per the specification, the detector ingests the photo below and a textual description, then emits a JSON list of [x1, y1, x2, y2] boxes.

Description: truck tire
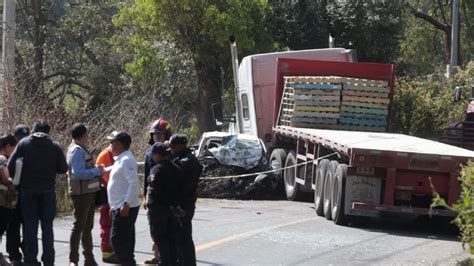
[[314, 159, 329, 216], [332, 164, 348, 225], [269, 149, 287, 181], [323, 160, 339, 220], [283, 151, 302, 201]]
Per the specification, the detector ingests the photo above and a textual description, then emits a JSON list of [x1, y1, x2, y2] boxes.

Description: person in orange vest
[[95, 131, 120, 264]]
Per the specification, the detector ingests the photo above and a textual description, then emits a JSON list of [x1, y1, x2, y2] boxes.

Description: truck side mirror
[[212, 103, 224, 128], [454, 86, 461, 102]]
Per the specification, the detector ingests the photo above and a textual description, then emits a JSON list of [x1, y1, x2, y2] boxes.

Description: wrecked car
[[195, 132, 282, 199]]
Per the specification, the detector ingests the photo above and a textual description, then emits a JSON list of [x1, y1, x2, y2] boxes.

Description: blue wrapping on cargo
[[340, 112, 387, 120], [290, 116, 338, 124], [293, 83, 342, 90], [340, 106, 389, 115], [339, 116, 387, 127], [294, 100, 340, 107]]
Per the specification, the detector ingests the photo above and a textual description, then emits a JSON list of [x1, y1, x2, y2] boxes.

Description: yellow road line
[[196, 217, 317, 252]]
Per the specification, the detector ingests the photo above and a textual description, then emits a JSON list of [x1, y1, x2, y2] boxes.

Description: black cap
[[151, 142, 171, 155], [13, 124, 30, 139], [169, 134, 188, 146], [108, 131, 131, 146]]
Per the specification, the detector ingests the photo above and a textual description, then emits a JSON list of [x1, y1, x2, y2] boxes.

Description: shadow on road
[[351, 215, 458, 242], [307, 205, 459, 242]]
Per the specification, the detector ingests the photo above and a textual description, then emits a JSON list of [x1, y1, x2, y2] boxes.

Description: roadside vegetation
[[432, 162, 474, 256]]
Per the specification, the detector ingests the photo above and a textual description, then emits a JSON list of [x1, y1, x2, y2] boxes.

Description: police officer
[[147, 142, 180, 265], [144, 118, 172, 264], [169, 134, 202, 266]]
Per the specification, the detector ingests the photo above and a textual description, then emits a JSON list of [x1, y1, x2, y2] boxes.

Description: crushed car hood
[[207, 134, 263, 170]]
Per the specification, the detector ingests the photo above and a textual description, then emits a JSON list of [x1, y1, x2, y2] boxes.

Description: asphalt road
[[1, 198, 471, 265]]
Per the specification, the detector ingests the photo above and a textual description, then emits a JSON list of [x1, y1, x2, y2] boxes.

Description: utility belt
[[0, 184, 18, 209], [68, 177, 101, 196]]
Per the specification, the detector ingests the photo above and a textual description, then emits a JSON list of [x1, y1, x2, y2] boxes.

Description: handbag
[[0, 184, 18, 209]]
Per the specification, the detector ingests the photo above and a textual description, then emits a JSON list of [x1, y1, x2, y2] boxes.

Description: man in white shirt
[[107, 132, 140, 266]]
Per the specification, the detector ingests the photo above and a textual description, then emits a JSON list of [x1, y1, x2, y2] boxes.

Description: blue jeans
[[20, 189, 56, 266]]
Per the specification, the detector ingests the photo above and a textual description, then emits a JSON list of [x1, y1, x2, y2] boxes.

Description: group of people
[[0, 118, 202, 266]]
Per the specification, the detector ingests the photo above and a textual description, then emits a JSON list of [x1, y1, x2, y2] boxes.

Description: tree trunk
[[194, 61, 222, 134], [31, 0, 46, 93], [445, 28, 452, 64]]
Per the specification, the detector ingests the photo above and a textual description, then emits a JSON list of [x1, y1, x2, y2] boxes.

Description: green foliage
[[48, 1, 124, 100], [432, 162, 474, 254], [268, 0, 405, 63], [328, 0, 405, 63], [391, 62, 474, 138], [14, 0, 125, 111], [179, 123, 200, 145], [400, 0, 474, 75], [114, 0, 274, 132]]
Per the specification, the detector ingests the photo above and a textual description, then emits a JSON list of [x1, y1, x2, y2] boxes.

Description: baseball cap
[[169, 134, 188, 146], [151, 142, 171, 155], [106, 131, 120, 140], [107, 131, 131, 146], [13, 124, 30, 139]]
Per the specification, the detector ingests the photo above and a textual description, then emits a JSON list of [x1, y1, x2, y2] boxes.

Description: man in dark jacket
[[169, 134, 202, 266], [7, 121, 68, 266], [147, 142, 180, 265], [143, 118, 172, 264]]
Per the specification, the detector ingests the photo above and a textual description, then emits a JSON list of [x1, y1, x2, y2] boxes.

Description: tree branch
[[406, 2, 450, 32], [17, 0, 35, 42], [68, 80, 93, 92], [74, 38, 101, 66], [43, 70, 82, 81], [43, 71, 67, 80], [437, 0, 448, 25]]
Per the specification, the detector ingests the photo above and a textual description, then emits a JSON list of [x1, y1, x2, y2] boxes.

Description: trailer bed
[[274, 125, 474, 159]]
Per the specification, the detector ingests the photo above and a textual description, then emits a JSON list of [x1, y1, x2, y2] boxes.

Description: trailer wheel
[[269, 149, 287, 181], [332, 164, 348, 225], [314, 159, 329, 216], [323, 161, 339, 220], [283, 151, 302, 201]]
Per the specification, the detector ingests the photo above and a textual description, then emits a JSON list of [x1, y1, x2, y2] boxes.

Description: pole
[[2, 0, 16, 130], [229, 36, 243, 133], [450, 0, 459, 73]]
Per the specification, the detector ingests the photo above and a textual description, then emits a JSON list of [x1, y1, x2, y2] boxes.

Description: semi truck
[[217, 42, 474, 225]]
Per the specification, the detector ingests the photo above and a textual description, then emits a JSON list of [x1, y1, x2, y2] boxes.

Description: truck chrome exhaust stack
[[229, 35, 243, 133], [329, 32, 335, 48], [229, 35, 240, 90]]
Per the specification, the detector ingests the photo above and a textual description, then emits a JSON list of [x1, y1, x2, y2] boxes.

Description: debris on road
[[197, 157, 283, 200]]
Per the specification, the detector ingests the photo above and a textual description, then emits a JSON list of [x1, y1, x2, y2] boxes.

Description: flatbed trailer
[[273, 125, 474, 224], [265, 58, 474, 225]]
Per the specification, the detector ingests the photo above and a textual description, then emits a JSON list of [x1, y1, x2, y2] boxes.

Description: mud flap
[[344, 175, 382, 217]]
